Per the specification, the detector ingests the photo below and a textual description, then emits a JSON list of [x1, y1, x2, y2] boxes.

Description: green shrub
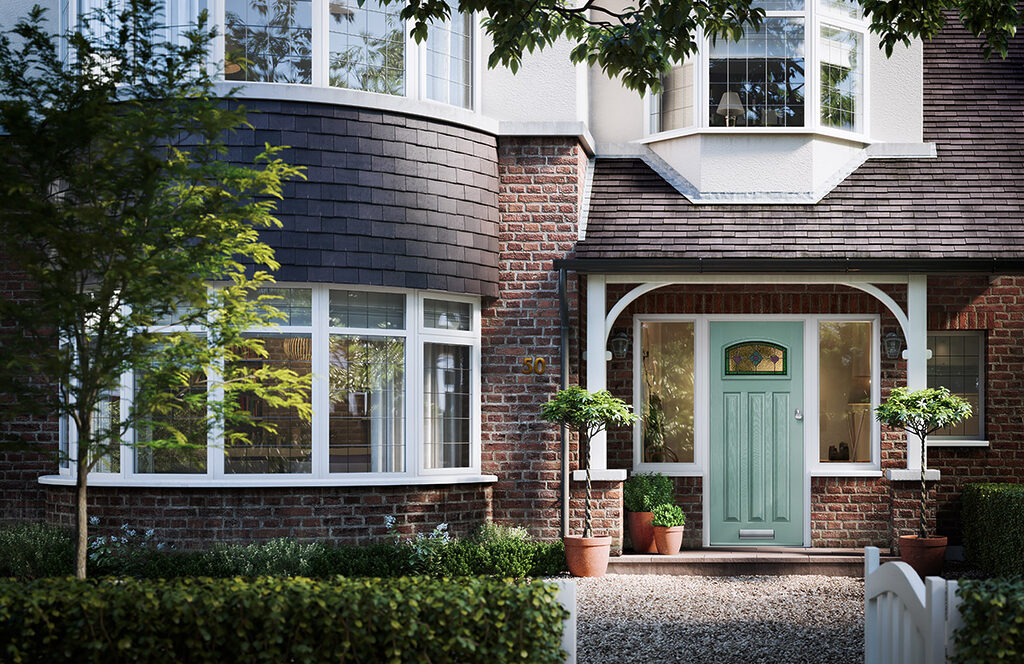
[[0, 524, 74, 579], [0, 575, 569, 664], [962, 483, 1024, 576], [953, 577, 1024, 663], [623, 472, 675, 512], [650, 503, 686, 528]]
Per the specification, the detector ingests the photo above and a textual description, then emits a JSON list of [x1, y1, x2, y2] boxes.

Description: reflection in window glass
[[225, 0, 312, 83], [424, 299, 471, 331], [424, 343, 470, 468], [165, 0, 209, 47], [226, 334, 313, 473], [329, 290, 405, 329], [819, 321, 872, 462], [641, 322, 695, 464], [928, 332, 983, 438], [753, 0, 805, 9], [135, 341, 208, 474], [91, 389, 121, 473], [820, 25, 863, 132], [425, 7, 473, 108], [708, 18, 805, 127], [329, 336, 405, 472], [818, 0, 862, 20], [328, 0, 405, 94], [651, 61, 695, 133], [254, 288, 312, 326]]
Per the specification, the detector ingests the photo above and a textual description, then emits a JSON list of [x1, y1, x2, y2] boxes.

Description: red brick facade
[[2, 137, 1023, 555]]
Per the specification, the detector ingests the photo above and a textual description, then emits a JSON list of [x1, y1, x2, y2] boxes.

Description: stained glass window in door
[[725, 342, 787, 375]]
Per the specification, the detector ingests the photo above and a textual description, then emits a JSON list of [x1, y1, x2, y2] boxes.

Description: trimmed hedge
[[0, 524, 567, 580], [0, 575, 569, 664], [953, 577, 1024, 663], [962, 483, 1024, 576]]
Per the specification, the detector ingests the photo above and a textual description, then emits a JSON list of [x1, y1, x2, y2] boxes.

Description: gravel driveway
[[576, 574, 863, 664]]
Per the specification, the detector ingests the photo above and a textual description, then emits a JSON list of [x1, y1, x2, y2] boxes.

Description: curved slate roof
[[572, 17, 1024, 269]]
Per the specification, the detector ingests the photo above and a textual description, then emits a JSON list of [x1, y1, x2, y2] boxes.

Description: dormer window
[[648, 0, 866, 135]]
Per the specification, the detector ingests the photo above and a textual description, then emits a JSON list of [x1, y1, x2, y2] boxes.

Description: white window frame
[[926, 330, 987, 447], [642, 0, 870, 140], [205, 0, 478, 110], [58, 283, 485, 486], [631, 313, 881, 478]]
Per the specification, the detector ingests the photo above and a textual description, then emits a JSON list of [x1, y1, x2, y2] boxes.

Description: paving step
[[607, 547, 898, 577]]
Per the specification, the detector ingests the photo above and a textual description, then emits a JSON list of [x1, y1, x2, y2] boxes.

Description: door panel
[[710, 321, 804, 546]]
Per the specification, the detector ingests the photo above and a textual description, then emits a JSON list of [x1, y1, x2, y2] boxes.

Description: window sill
[[885, 469, 941, 482], [927, 439, 989, 448], [38, 474, 498, 489], [810, 469, 883, 478], [637, 124, 874, 147], [571, 469, 627, 482]]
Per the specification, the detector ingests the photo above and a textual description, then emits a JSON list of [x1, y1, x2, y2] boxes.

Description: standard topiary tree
[[541, 386, 636, 538], [875, 386, 972, 538]]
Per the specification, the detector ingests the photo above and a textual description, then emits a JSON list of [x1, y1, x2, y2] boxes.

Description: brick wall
[[483, 136, 591, 541], [44, 484, 491, 548]]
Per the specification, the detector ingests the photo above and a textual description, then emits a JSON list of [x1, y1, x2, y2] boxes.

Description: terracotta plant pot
[[626, 511, 657, 554], [653, 525, 684, 555], [899, 534, 947, 578], [564, 535, 612, 577]]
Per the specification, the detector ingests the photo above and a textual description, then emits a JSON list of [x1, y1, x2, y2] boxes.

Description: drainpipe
[[558, 267, 570, 538]]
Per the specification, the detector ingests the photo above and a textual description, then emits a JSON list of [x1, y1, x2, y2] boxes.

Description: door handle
[[794, 408, 803, 421]]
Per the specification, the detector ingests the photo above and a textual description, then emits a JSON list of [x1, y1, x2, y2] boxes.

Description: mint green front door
[[709, 321, 804, 546]]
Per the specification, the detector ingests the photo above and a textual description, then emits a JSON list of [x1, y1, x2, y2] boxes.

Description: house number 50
[[522, 357, 546, 374]]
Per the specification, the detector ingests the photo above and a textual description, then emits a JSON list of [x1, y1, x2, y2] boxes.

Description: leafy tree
[[875, 387, 972, 538], [0, 0, 311, 578], [540, 387, 636, 538], [381, 0, 1020, 94]]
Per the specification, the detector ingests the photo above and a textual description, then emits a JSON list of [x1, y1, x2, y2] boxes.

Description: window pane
[[90, 389, 121, 473], [425, 5, 473, 108], [328, 0, 405, 94], [818, 0, 863, 20], [753, 0, 804, 10], [709, 18, 805, 127], [641, 322, 695, 464], [819, 25, 863, 132], [329, 336, 405, 472], [819, 321, 872, 463], [329, 290, 405, 329], [226, 334, 312, 473], [652, 61, 695, 132], [255, 288, 312, 326], [225, 0, 312, 83], [134, 340, 207, 474], [424, 343, 471, 468], [928, 332, 983, 438], [423, 299, 471, 331], [726, 342, 787, 375]]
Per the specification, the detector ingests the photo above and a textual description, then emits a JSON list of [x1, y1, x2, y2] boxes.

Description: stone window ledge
[[38, 474, 498, 489]]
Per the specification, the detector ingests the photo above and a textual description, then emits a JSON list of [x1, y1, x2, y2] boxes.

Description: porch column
[[904, 274, 928, 471], [586, 274, 608, 469]]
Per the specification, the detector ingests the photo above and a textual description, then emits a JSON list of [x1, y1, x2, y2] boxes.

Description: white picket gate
[[863, 547, 963, 664]]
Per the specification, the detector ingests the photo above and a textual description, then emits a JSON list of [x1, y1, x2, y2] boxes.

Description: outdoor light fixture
[[610, 331, 630, 360], [883, 332, 903, 360]]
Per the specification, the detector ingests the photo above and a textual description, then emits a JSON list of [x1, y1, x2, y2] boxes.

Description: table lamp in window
[[716, 92, 744, 127]]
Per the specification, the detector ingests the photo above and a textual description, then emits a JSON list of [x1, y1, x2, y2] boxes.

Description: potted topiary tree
[[650, 503, 687, 555], [875, 386, 972, 577], [542, 386, 637, 577], [623, 472, 674, 554]]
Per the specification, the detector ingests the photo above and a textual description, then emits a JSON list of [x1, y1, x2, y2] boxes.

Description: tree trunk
[[919, 433, 929, 538], [75, 450, 88, 579], [581, 430, 592, 538]]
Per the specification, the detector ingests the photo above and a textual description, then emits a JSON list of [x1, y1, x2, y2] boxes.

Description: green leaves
[[650, 503, 686, 528], [874, 386, 973, 441], [0, 576, 570, 663], [953, 576, 1024, 663], [540, 386, 637, 442], [961, 483, 1024, 577], [623, 472, 675, 513]]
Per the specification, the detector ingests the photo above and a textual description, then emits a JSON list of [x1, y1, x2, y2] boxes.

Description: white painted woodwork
[[586, 275, 608, 469]]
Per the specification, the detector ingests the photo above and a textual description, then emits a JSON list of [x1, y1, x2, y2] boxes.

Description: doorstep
[[607, 547, 897, 578]]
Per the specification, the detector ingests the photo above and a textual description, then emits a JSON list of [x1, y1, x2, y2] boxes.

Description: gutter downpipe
[[558, 267, 570, 538]]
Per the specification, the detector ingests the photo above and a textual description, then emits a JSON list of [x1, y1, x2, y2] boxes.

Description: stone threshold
[[607, 547, 897, 578]]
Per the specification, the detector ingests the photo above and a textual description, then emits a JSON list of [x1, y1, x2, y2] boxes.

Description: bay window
[[649, 0, 867, 135], [61, 286, 481, 484]]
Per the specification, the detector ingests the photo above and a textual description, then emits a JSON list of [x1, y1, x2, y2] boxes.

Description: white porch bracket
[[583, 272, 932, 476]]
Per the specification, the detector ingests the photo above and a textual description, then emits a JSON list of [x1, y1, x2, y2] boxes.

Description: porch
[[608, 546, 898, 577]]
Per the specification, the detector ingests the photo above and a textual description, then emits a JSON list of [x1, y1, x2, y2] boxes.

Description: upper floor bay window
[[65, 0, 476, 109], [61, 286, 482, 484], [649, 0, 866, 134]]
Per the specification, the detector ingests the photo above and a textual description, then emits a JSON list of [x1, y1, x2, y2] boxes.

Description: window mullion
[[408, 294, 422, 476], [311, 286, 329, 477], [311, 0, 328, 87]]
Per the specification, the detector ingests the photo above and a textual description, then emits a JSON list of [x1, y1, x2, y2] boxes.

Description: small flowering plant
[[383, 516, 451, 572], [88, 520, 164, 568]]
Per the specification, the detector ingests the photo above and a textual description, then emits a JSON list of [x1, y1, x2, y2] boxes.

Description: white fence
[[864, 547, 963, 664], [552, 578, 577, 664]]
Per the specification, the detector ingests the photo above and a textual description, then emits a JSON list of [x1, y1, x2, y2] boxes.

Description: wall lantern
[[883, 332, 903, 360], [609, 331, 630, 360]]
